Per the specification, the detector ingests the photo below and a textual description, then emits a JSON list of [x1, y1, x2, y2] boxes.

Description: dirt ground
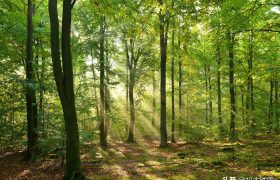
[[1, 136, 280, 180]]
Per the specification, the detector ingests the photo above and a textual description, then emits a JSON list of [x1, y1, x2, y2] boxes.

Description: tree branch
[[71, 0, 77, 9], [233, 28, 280, 34]]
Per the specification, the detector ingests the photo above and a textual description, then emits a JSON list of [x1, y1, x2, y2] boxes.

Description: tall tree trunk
[[178, 39, 182, 137], [90, 50, 99, 122], [105, 40, 110, 137], [208, 66, 213, 124], [268, 77, 274, 131], [248, 30, 255, 131], [152, 70, 156, 127], [158, 1, 169, 147], [227, 30, 236, 141], [25, 0, 38, 161], [246, 79, 250, 125], [48, 0, 84, 179], [126, 38, 138, 142], [204, 66, 208, 124], [35, 37, 46, 139], [99, 15, 107, 148], [217, 44, 223, 129], [171, 15, 176, 143], [124, 36, 130, 135], [275, 77, 279, 133], [127, 73, 135, 142], [125, 63, 129, 134], [241, 86, 245, 126], [38, 58, 45, 139]]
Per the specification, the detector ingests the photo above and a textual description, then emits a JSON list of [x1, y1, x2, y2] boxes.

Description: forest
[[0, 0, 279, 179]]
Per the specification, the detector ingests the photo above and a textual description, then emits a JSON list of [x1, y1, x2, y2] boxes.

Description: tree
[[24, 0, 38, 161], [216, 45, 223, 136], [246, 30, 255, 131], [48, 0, 84, 179], [125, 38, 140, 142], [170, 5, 176, 143], [227, 30, 236, 141], [152, 70, 156, 127], [158, 0, 169, 148], [178, 37, 183, 136], [99, 14, 107, 148]]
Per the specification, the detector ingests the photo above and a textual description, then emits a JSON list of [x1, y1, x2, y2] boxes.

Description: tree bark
[[178, 39, 182, 137], [159, 1, 169, 147], [216, 45, 223, 139], [126, 38, 139, 142], [171, 14, 176, 143], [227, 30, 236, 142], [127, 73, 135, 142], [90, 50, 99, 122], [204, 66, 208, 124], [105, 40, 111, 137], [48, 0, 84, 179], [217, 43, 223, 127], [247, 30, 255, 130], [152, 71, 156, 127], [275, 77, 279, 133], [268, 77, 274, 131], [35, 37, 46, 139], [208, 66, 213, 124], [99, 15, 107, 148], [24, 0, 38, 161], [241, 86, 245, 126]]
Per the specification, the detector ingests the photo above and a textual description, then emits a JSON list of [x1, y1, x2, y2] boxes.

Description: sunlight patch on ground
[[145, 160, 164, 170], [170, 175, 196, 180], [260, 170, 280, 178], [111, 164, 129, 176], [16, 169, 31, 179], [144, 174, 164, 180], [37, 159, 57, 170], [81, 153, 90, 159], [109, 147, 126, 158]]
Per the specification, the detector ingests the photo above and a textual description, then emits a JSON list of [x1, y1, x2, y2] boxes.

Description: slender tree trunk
[[105, 40, 110, 137], [227, 30, 236, 141], [11, 87, 15, 144], [25, 0, 38, 161], [204, 66, 208, 124], [171, 15, 176, 143], [48, 0, 84, 178], [35, 37, 46, 139], [217, 46, 223, 127], [105, 79, 110, 136], [246, 77, 250, 125], [127, 74, 135, 142], [40, 55, 46, 138], [61, 0, 82, 178], [241, 86, 245, 125], [90, 51, 99, 121], [126, 38, 140, 142], [178, 39, 182, 137], [248, 30, 255, 131], [152, 70, 156, 127], [38, 77, 44, 138], [275, 77, 279, 133], [268, 77, 274, 131], [159, 4, 169, 147], [126, 65, 129, 133], [99, 15, 107, 148], [208, 66, 213, 124]]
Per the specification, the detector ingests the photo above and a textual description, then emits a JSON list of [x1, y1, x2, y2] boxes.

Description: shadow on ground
[[1, 135, 280, 179]]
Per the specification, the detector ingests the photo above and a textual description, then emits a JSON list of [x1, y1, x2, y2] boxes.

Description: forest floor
[[1, 135, 280, 180]]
